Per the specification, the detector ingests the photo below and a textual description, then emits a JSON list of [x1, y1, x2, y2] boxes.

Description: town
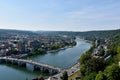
[[0, 33, 76, 58]]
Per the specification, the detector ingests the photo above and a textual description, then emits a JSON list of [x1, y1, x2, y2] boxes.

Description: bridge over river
[[0, 57, 61, 75]]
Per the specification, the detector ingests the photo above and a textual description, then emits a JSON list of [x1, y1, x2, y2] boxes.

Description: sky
[[0, 0, 120, 31]]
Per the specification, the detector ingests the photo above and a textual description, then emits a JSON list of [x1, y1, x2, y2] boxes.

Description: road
[[50, 63, 80, 80]]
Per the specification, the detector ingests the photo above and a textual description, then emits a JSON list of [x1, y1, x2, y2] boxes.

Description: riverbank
[[48, 39, 92, 80], [47, 46, 73, 53], [68, 70, 80, 80], [49, 62, 80, 80], [16, 44, 75, 59], [66, 63, 80, 76], [0, 38, 91, 80], [14, 42, 76, 59]]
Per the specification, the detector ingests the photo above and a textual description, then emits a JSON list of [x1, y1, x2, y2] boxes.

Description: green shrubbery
[[79, 31, 120, 80]]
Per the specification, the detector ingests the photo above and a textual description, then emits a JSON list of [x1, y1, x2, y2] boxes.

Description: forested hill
[[79, 29, 120, 40], [0, 29, 120, 38], [0, 29, 37, 36], [79, 29, 120, 80], [36, 29, 120, 40], [0, 29, 120, 80]]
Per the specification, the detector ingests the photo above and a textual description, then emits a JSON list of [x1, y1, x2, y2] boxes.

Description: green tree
[[37, 48, 46, 54], [105, 49, 117, 57], [82, 72, 97, 80], [79, 52, 91, 65], [50, 44, 59, 50], [80, 64, 86, 76], [95, 71, 106, 80], [85, 57, 106, 75], [104, 63, 120, 80], [61, 71, 68, 80], [117, 46, 120, 54]]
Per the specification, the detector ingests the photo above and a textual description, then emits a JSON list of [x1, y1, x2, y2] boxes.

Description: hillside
[[79, 29, 120, 80], [0, 29, 37, 36]]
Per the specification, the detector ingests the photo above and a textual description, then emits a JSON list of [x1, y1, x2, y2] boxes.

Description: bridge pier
[[12, 60, 18, 65], [33, 66, 56, 75], [0, 59, 5, 63], [18, 62, 26, 67], [6, 59, 12, 64], [44, 68, 49, 74], [0, 57, 61, 75], [26, 63, 34, 71], [34, 65, 41, 71]]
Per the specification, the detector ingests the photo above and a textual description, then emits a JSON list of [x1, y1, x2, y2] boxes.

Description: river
[[0, 38, 91, 80]]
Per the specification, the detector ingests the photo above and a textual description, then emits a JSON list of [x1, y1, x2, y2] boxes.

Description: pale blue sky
[[0, 0, 120, 31]]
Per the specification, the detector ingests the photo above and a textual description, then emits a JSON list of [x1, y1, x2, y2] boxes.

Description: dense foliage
[[79, 29, 120, 80], [61, 71, 68, 80]]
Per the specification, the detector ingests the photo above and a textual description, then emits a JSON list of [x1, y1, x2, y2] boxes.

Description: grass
[[68, 71, 80, 80]]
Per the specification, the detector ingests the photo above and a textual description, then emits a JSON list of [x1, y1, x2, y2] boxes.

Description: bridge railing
[[0, 57, 62, 72]]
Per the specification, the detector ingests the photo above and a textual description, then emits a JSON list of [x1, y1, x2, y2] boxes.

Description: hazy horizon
[[0, 28, 120, 32], [0, 0, 120, 31]]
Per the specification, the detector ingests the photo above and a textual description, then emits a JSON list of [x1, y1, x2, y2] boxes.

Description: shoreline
[[0, 38, 92, 80], [47, 46, 73, 53], [17, 42, 76, 59], [50, 39, 92, 80]]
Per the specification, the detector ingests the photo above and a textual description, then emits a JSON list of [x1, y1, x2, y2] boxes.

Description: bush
[[104, 63, 120, 80]]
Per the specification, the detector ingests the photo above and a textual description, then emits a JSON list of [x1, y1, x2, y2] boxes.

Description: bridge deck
[[0, 57, 61, 72]]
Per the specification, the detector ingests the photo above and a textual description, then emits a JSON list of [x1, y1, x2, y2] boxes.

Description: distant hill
[[0, 29, 37, 36], [36, 29, 120, 38], [0, 29, 120, 39], [78, 29, 120, 40]]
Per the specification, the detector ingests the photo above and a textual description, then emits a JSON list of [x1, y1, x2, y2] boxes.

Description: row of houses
[[0, 34, 75, 57], [93, 39, 111, 59]]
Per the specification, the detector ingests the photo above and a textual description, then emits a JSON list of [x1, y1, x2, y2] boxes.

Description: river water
[[0, 38, 91, 80]]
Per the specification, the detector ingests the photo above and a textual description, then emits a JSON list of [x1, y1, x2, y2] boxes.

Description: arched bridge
[[0, 57, 61, 75]]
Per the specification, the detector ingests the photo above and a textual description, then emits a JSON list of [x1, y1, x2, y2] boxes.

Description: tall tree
[[61, 71, 68, 80], [104, 64, 120, 80], [95, 71, 106, 80]]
